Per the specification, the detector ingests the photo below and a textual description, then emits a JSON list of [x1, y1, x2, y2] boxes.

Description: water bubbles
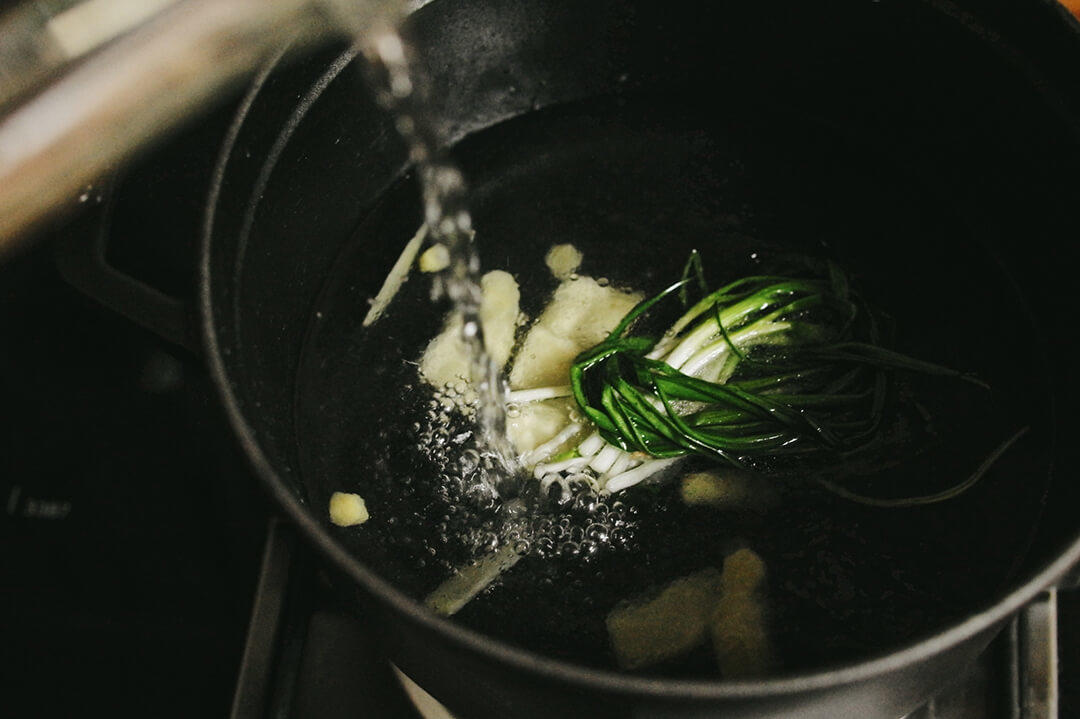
[[410, 380, 639, 569], [465, 482, 497, 511], [481, 532, 500, 552], [571, 493, 596, 514], [501, 498, 528, 519], [458, 448, 480, 474]]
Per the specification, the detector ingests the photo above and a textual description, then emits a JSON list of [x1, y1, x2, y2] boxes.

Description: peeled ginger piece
[[540, 277, 641, 349], [418, 315, 470, 389], [329, 492, 369, 527], [509, 276, 641, 390], [711, 596, 770, 678], [425, 543, 523, 617], [507, 400, 573, 455], [478, 270, 522, 370], [711, 548, 772, 677], [418, 244, 450, 273], [506, 325, 580, 390], [681, 471, 742, 506], [544, 243, 583, 279], [605, 568, 723, 670], [680, 471, 777, 511], [419, 270, 521, 388], [605, 548, 772, 674], [718, 547, 766, 595]]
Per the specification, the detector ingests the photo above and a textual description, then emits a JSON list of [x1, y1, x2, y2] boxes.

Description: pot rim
[[199, 0, 1080, 701]]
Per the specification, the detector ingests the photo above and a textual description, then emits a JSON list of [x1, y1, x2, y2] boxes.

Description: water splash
[[363, 31, 520, 490]]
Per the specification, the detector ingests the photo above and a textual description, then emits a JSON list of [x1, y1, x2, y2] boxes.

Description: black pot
[[65, 0, 1080, 716]]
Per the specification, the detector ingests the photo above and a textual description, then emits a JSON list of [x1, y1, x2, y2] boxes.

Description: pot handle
[[52, 184, 198, 353]]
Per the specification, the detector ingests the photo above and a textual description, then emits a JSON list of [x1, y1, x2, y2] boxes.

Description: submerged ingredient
[[329, 492, 370, 527], [711, 548, 771, 677], [605, 547, 771, 674], [362, 224, 427, 327], [679, 470, 777, 511], [334, 229, 1020, 675], [544, 242, 584, 280], [606, 566, 724, 670], [419, 269, 522, 398], [419, 243, 451, 273]]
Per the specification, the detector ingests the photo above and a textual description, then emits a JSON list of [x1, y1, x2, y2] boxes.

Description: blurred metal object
[[0, 0, 403, 257], [1018, 590, 1059, 719]]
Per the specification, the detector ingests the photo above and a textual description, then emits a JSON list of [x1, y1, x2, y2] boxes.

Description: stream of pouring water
[[362, 31, 521, 492]]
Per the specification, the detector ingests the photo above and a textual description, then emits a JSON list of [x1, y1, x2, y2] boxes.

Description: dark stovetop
[[2, 95, 1079, 719], [0, 101, 267, 716], [0, 247, 267, 715]]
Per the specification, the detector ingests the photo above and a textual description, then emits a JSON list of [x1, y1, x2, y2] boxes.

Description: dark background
[[0, 101, 269, 716]]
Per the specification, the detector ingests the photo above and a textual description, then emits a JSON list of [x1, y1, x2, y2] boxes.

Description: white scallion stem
[[604, 457, 683, 493], [521, 422, 582, 467], [533, 456, 590, 479], [577, 432, 605, 457], [588, 444, 622, 474], [663, 317, 720, 369], [679, 322, 791, 377], [602, 451, 636, 481], [507, 385, 573, 403], [663, 294, 772, 369]]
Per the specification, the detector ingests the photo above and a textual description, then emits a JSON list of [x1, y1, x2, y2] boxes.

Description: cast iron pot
[[63, 0, 1080, 716]]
